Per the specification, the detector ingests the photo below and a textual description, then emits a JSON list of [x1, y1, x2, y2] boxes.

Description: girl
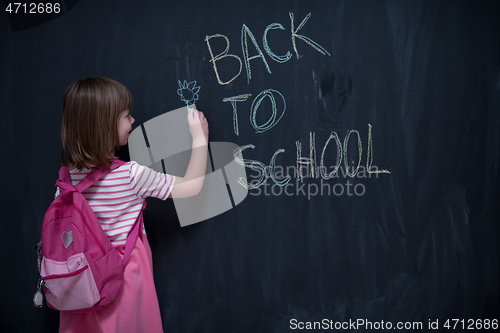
[[58, 77, 208, 332]]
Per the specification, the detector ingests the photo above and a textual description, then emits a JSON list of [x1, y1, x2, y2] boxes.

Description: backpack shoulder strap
[[57, 159, 127, 193], [75, 159, 127, 192], [123, 201, 146, 265]]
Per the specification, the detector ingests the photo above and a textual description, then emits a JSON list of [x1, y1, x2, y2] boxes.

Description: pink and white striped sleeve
[[128, 161, 176, 200]]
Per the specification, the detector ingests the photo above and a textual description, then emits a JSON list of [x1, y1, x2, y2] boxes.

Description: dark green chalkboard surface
[[1, 0, 498, 332]]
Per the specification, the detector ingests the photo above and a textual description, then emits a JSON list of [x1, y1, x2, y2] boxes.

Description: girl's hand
[[187, 108, 209, 144]]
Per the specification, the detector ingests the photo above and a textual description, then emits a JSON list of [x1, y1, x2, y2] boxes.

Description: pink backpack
[[33, 159, 144, 313]]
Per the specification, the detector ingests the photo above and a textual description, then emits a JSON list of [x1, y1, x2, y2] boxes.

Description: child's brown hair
[[61, 77, 133, 169]]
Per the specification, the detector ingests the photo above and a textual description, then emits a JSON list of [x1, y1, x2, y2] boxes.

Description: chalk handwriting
[[296, 132, 317, 182], [233, 144, 268, 189], [241, 24, 272, 84], [250, 89, 286, 133], [289, 12, 331, 59], [223, 88, 286, 134], [343, 130, 362, 177], [205, 34, 243, 85], [206, 12, 330, 85], [206, 11, 389, 194], [223, 94, 252, 135], [234, 124, 390, 189], [263, 23, 292, 63], [366, 124, 390, 174], [320, 132, 342, 179], [270, 149, 291, 186], [234, 145, 291, 188]]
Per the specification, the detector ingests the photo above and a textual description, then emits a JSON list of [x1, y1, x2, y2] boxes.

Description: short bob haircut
[[61, 77, 133, 170]]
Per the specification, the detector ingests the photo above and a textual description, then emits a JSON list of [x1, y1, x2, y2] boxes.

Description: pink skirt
[[59, 234, 164, 333]]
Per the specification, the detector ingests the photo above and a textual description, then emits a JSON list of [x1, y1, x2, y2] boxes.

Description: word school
[[234, 124, 390, 189]]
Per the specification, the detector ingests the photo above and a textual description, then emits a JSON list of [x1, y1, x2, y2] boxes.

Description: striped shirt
[[56, 161, 175, 245]]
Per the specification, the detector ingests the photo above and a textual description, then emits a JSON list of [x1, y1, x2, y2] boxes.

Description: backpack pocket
[[41, 253, 100, 311]]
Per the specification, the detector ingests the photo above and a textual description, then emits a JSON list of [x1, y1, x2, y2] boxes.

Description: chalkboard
[[1, 0, 499, 332]]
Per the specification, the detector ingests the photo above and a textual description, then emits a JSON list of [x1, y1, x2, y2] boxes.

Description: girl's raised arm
[[170, 109, 209, 198]]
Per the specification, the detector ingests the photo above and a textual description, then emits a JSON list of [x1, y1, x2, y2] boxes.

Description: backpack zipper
[[43, 264, 89, 280]]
